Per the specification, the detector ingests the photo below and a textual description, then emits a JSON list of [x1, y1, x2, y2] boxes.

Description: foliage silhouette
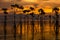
[[53, 7, 59, 40], [2, 8, 8, 40]]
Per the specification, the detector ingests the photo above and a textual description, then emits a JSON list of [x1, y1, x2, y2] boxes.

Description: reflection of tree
[[19, 15, 22, 40], [53, 7, 59, 40], [11, 4, 17, 40], [38, 9, 45, 40], [16, 4, 23, 40], [30, 7, 35, 40], [2, 8, 8, 40], [49, 14, 51, 37], [11, 4, 24, 40], [30, 12, 35, 40]]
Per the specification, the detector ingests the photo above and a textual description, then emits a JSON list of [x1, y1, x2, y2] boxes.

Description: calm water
[[0, 14, 60, 40]]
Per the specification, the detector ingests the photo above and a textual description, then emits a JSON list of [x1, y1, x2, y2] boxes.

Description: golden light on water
[[0, 0, 60, 40], [16, 21, 55, 36]]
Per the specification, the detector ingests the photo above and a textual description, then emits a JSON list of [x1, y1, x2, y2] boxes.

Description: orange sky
[[0, 0, 60, 14], [0, 0, 60, 8], [0, 0, 60, 6]]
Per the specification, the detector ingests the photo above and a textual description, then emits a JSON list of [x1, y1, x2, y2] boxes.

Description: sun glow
[[23, 0, 38, 3]]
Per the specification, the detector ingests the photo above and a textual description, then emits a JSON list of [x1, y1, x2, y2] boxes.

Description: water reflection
[[0, 14, 60, 40]]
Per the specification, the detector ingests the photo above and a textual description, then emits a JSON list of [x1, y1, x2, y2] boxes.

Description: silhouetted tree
[[14, 4, 24, 9], [11, 4, 15, 9], [2, 8, 8, 14], [2, 8, 8, 40], [53, 7, 59, 40], [11, 4, 19, 7], [19, 6, 24, 9], [12, 4, 23, 40], [38, 9, 45, 15], [11, 4, 20, 9], [30, 12, 34, 17], [38, 9, 45, 40], [23, 10, 30, 13], [11, 4, 16, 40], [23, 7, 34, 40], [15, 4, 19, 7], [30, 7, 34, 10], [53, 7, 59, 14], [18, 5, 24, 40]]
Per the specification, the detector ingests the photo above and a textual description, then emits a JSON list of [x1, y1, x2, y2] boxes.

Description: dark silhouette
[[11, 4, 20, 9], [23, 10, 30, 13], [30, 7, 34, 10], [38, 9, 45, 15], [2, 8, 8, 40], [19, 16, 22, 40], [2, 8, 8, 14], [49, 15, 52, 35], [53, 7, 59, 14], [30, 12, 35, 17], [53, 7, 59, 40], [11, 4, 19, 7], [11, 4, 23, 40], [23, 7, 35, 40], [11, 4, 15, 7], [30, 12, 35, 40], [11, 4, 16, 9], [14, 4, 24, 9], [11, 4, 16, 40], [19, 6, 24, 9], [38, 9, 45, 40], [30, 7, 35, 17]]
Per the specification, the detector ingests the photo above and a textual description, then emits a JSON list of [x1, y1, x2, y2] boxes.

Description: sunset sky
[[0, 0, 60, 8], [0, 0, 60, 14]]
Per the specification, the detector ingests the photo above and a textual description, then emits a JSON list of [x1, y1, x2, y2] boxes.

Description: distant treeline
[[0, 4, 60, 14]]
